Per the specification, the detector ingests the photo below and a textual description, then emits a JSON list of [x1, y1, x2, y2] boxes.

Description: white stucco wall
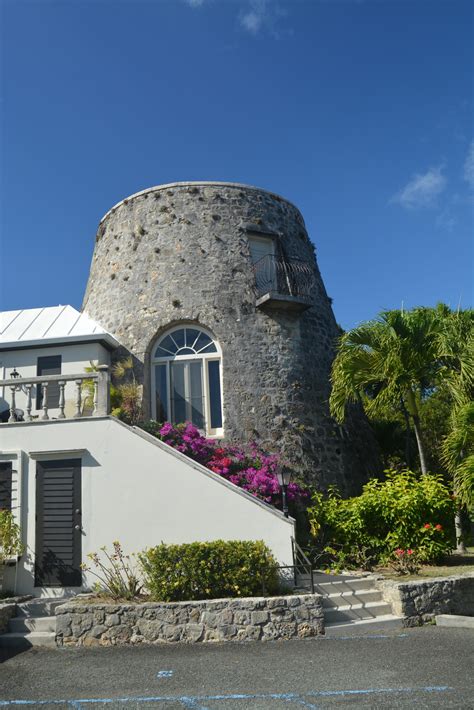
[[0, 417, 295, 597], [0, 342, 110, 419]]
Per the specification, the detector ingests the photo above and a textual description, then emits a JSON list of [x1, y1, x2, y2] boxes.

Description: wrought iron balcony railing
[[253, 255, 315, 308]]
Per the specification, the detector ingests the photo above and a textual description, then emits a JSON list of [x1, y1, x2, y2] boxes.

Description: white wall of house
[[0, 342, 110, 419], [1, 417, 295, 597]]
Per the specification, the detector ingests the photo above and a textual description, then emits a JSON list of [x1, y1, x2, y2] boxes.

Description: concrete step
[[324, 614, 405, 636], [324, 601, 393, 624], [0, 631, 56, 649], [9, 616, 56, 633], [16, 599, 66, 618], [322, 589, 383, 609], [436, 614, 474, 629], [313, 578, 377, 596]]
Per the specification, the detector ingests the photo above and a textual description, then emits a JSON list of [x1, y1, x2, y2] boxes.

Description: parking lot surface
[[0, 626, 473, 708]]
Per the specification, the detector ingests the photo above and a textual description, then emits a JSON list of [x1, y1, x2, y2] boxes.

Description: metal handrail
[[253, 254, 315, 300], [291, 538, 315, 594]]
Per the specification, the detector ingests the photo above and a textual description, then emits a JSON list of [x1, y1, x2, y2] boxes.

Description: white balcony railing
[[0, 368, 110, 423]]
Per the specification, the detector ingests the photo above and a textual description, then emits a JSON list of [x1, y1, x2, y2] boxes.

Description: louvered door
[[35, 459, 82, 587]]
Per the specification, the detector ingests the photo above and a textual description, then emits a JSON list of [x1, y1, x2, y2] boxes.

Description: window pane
[[154, 365, 168, 422], [185, 328, 200, 349], [155, 335, 176, 356], [171, 329, 185, 349], [199, 342, 217, 354], [208, 360, 222, 430], [170, 361, 186, 424], [189, 361, 205, 429], [194, 332, 212, 352], [155, 346, 173, 358], [178, 347, 195, 355]]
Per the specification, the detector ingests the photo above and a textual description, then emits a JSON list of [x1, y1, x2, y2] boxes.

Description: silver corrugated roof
[[0, 305, 120, 350]]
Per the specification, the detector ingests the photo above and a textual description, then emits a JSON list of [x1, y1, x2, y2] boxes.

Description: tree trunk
[[405, 390, 428, 474], [400, 397, 412, 468], [412, 415, 428, 474], [455, 506, 467, 553]]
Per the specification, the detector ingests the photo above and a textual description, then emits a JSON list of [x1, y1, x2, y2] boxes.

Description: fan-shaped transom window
[[151, 326, 223, 436]]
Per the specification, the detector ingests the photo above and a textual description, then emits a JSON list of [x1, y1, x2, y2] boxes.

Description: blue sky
[[1, 0, 472, 329]]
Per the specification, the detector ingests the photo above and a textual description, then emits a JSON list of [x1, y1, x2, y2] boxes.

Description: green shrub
[[308, 470, 456, 569], [139, 540, 280, 601]]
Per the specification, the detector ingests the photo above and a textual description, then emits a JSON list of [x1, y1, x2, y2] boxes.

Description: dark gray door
[[0, 462, 12, 510], [36, 355, 62, 409], [35, 459, 82, 587]]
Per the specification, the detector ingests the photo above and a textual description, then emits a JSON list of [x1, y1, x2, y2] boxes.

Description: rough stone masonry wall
[[82, 182, 378, 493], [0, 604, 16, 634], [377, 573, 474, 626], [55, 594, 324, 646]]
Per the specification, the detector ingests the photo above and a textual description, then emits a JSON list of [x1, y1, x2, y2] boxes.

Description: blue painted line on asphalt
[[0, 686, 452, 707], [156, 670, 174, 678]]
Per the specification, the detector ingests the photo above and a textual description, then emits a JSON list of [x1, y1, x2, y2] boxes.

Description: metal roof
[[0, 305, 120, 350]]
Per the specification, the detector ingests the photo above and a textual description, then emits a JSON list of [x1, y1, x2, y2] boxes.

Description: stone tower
[[82, 182, 378, 493]]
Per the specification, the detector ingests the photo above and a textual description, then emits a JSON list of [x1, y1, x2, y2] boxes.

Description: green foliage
[[81, 541, 142, 600], [139, 540, 280, 601], [308, 470, 455, 569], [0, 510, 23, 564], [442, 402, 474, 509], [111, 357, 142, 424]]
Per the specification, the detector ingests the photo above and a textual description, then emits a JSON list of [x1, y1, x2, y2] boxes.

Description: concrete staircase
[[0, 598, 64, 649], [299, 572, 404, 635]]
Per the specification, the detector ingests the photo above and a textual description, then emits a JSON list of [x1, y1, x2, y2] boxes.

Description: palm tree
[[329, 307, 441, 474]]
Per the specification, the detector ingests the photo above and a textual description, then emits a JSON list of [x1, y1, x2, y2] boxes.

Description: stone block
[[251, 610, 269, 625], [183, 624, 204, 642], [90, 624, 107, 638]]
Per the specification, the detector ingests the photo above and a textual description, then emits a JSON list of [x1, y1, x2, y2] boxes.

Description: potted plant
[[0, 510, 23, 593]]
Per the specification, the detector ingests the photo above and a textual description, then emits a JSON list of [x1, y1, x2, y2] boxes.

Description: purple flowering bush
[[139, 421, 308, 509]]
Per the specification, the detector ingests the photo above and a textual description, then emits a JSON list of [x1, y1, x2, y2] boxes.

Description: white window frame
[[151, 325, 224, 438]]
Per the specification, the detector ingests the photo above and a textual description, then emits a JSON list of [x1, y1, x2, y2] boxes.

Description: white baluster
[[93, 379, 99, 416], [74, 380, 82, 418], [41, 382, 49, 419], [41, 382, 49, 420], [25, 384, 33, 421], [8, 386, 17, 422], [58, 381, 66, 419]]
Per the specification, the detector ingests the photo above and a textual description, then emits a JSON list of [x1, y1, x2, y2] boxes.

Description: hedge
[[139, 540, 280, 601]]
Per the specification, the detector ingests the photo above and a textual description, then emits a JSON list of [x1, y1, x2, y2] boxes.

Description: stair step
[[324, 614, 405, 636], [0, 631, 56, 649], [16, 599, 66, 617], [322, 590, 383, 608], [314, 579, 377, 595], [324, 601, 393, 624], [9, 616, 56, 633]]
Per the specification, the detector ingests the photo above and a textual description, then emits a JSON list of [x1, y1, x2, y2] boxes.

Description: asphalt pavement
[[0, 626, 473, 709]]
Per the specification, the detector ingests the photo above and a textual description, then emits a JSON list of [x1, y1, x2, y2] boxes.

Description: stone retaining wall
[[56, 594, 324, 646], [377, 572, 474, 626], [0, 604, 16, 634]]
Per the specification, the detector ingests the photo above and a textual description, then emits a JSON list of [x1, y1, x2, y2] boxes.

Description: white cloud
[[464, 140, 474, 189], [240, 0, 268, 34], [390, 167, 447, 209], [239, 0, 287, 37]]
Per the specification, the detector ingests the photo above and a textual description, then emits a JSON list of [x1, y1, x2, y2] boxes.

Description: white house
[[0, 306, 295, 598]]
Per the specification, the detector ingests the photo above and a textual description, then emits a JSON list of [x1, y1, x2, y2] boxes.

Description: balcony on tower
[[252, 254, 315, 312]]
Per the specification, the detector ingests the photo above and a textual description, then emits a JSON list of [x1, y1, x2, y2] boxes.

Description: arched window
[[151, 326, 223, 436]]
